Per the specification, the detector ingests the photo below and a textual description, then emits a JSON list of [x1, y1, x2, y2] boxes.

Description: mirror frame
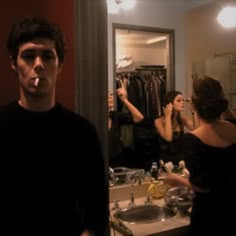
[[112, 23, 175, 92]]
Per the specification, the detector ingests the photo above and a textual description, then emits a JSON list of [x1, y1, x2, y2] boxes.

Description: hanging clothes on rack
[[116, 68, 166, 118], [115, 66, 167, 170]]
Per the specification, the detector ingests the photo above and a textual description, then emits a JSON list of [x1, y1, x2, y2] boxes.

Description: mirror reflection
[[108, 0, 236, 177], [109, 24, 175, 171]]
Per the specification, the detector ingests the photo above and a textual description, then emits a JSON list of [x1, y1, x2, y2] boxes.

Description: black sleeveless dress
[[159, 130, 184, 165]]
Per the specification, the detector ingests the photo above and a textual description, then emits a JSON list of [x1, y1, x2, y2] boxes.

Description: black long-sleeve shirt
[[0, 101, 109, 236]]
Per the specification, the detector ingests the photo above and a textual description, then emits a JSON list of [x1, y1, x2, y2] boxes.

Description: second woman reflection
[[154, 90, 198, 165], [108, 80, 144, 168]]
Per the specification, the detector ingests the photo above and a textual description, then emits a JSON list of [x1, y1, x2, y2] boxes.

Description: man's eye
[[42, 54, 54, 60], [22, 54, 35, 60]]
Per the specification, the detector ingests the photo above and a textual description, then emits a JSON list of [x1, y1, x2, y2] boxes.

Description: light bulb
[[120, 0, 136, 11], [217, 6, 236, 28], [107, 0, 120, 14], [107, 0, 136, 14]]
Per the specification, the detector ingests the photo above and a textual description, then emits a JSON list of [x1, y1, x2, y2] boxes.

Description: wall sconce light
[[107, 0, 136, 14], [217, 6, 236, 28]]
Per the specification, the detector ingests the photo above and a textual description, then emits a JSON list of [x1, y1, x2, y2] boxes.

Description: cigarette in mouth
[[34, 77, 40, 87]]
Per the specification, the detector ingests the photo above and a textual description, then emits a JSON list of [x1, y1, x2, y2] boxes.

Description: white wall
[[185, 1, 236, 107]]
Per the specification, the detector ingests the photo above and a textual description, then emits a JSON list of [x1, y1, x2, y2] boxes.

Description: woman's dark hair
[[192, 76, 228, 122], [163, 90, 182, 107], [7, 16, 66, 64]]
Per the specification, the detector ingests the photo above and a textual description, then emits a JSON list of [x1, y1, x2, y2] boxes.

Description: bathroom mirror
[[108, 0, 236, 176], [109, 23, 175, 171]]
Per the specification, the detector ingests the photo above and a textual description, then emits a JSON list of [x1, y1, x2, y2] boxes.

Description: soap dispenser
[[147, 179, 159, 198]]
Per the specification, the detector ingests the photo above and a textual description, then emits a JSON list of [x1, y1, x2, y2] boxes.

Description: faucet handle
[[128, 191, 136, 207], [144, 193, 153, 204], [112, 200, 121, 211]]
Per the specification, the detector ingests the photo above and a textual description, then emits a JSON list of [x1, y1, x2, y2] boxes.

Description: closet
[[116, 67, 167, 118]]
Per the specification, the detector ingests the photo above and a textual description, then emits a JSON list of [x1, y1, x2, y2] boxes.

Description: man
[[0, 16, 108, 236]]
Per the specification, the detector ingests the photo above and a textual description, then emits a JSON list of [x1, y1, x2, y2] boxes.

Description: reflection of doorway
[[116, 29, 168, 71], [112, 23, 175, 92]]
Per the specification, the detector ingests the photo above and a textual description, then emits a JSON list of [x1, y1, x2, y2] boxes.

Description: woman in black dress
[[165, 76, 236, 235], [154, 90, 197, 165], [108, 83, 144, 168]]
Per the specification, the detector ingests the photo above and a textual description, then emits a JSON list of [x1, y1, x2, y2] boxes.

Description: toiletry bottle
[[150, 162, 158, 180]]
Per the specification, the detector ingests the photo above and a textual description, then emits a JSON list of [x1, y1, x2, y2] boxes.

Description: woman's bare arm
[[164, 173, 209, 193], [154, 103, 173, 142], [116, 85, 144, 123]]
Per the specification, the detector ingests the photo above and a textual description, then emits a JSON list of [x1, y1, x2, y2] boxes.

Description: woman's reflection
[[154, 91, 198, 165], [108, 80, 144, 168]]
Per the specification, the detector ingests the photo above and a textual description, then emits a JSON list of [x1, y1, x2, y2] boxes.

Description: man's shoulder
[[56, 103, 96, 129]]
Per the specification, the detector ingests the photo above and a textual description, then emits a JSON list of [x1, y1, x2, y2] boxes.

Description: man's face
[[11, 38, 62, 96]]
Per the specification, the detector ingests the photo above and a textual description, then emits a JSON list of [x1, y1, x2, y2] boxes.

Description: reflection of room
[[108, 0, 236, 99], [116, 29, 168, 72], [115, 28, 170, 116], [108, 0, 236, 171], [113, 27, 172, 170], [185, 1, 236, 111]]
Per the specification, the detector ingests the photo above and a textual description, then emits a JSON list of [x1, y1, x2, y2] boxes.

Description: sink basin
[[113, 204, 176, 224]]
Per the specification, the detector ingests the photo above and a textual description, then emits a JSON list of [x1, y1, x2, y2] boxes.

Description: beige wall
[[185, 1, 236, 97]]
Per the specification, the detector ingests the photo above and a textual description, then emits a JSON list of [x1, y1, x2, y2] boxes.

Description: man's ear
[[9, 56, 18, 74], [57, 63, 63, 75]]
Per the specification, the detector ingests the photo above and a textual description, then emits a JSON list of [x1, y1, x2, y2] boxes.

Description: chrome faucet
[[128, 191, 136, 207], [108, 166, 117, 185], [144, 193, 153, 204], [111, 200, 121, 211]]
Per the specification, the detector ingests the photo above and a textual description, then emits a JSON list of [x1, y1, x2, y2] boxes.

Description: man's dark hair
[[7, 16, 66, 64]]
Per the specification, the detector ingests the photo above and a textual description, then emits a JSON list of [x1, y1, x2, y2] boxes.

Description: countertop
[[110, 197, 190, 236]]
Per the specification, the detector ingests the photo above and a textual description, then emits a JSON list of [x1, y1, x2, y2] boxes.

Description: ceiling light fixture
[[146, 36, 167, 45], [107, 0, 136, 14], [217, 6, 236, 28]]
